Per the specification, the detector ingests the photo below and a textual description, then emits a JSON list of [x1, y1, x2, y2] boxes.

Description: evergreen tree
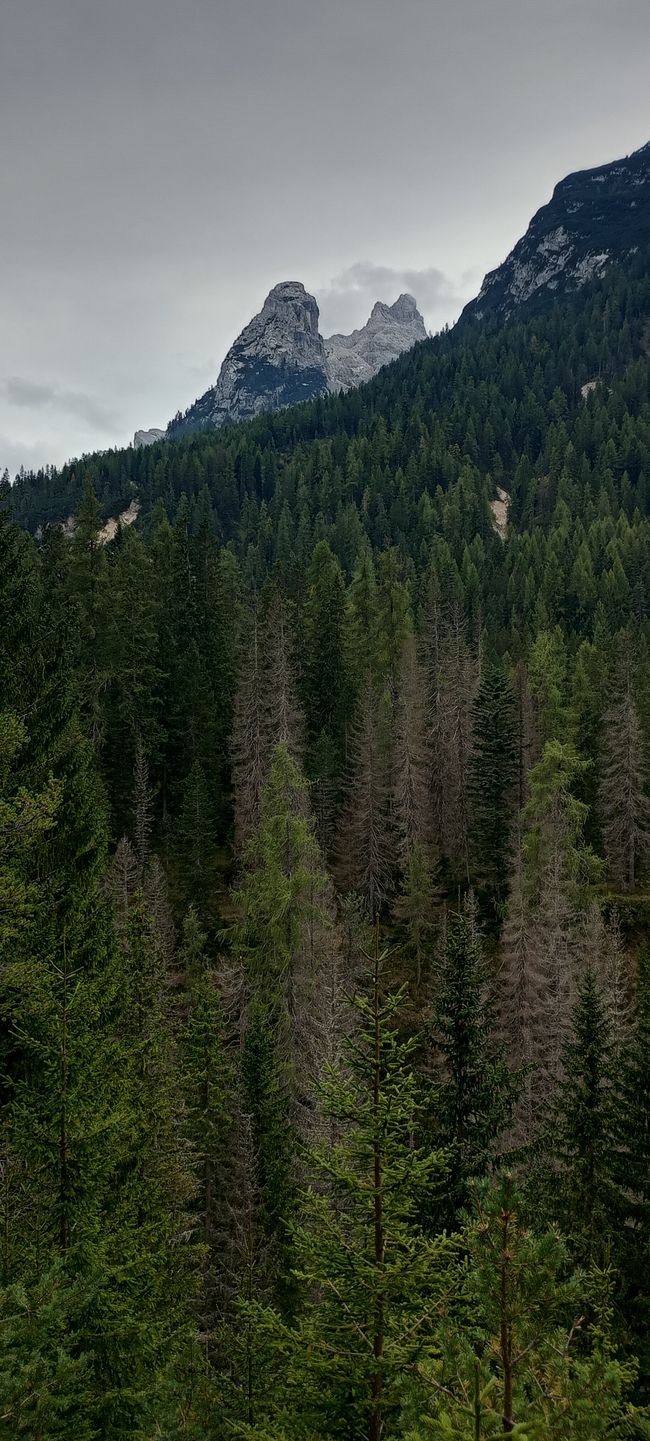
[[405, 1172, 638, 1440], [250, 939, 453, 1441], [614, 945, 650, 1380], [428, 899, 513, 1228], [232, 744, 342, 1147], [546, 968, 618, 1268], [598, 669, 650, 890], [336, 681, 393, 918], [468, 662, 517, 916], [393, 840, 440, 988]]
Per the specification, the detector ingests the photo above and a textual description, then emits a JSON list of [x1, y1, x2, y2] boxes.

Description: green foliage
[[544, 968, 618, 1268], [5, 252, 650, 1431], [246, 944, 453, 1441], [404, 1174, 643, 1440], [468, 663, 517, 914], [426, 900, 514, 1228]]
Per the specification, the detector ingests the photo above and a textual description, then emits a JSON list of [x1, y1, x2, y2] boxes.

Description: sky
[[1, 0, 649, 476]]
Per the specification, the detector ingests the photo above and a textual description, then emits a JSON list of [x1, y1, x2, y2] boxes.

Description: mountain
[[134, 428, 165, 448], [325, 293, 427, 390], [170, 282, 330, 434], [463, 138, 650, 323], [168, 282, 426, 434]]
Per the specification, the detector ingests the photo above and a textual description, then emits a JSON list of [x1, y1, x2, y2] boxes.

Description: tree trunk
[[370, 925, 384, 1441], [500, 1177, 514, 1433]]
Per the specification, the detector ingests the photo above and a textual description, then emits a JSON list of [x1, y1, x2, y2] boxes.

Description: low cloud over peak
[[316, 261, 470, 336]]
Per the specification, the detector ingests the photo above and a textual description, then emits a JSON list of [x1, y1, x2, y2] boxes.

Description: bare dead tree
[[581, 903, 634, 1062], [132, 735, 154, 875], [499, 816, 585, 1147], [335, 680, 393, 920], [231, 594, 306, 852], [512, 659, 541, 811], [106, 835, 139, 940], [598, 677, 650, 890], [423, 600, 477, 878], [392, 633, 433, 872], [143, 855, 177, 971]]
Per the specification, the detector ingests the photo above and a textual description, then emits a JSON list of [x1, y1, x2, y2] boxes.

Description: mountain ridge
[[167, 282, 426, 435], [462, 137, 650, 323]]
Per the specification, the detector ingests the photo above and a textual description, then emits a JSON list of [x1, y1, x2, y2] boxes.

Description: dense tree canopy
[[3, 254, 650, 1435]]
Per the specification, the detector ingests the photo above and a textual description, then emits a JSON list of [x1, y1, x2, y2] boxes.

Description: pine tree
[[499, 742, 598, 1144], [392, 633, 433, 872], [178, 906, 232, 1342], [302, 540, 350, 768], [231, 595, 305, 852], [406, 1172, 637, 1440], [336, 681, 393, 918], [613, 945, 650, 1378], [598, 669, 650, 890], [468, 661, 517, 916], [424, 601, 477, 879], [393, 841, 440, 988], [176, 758, 215, 913], [548, 968, 618, 1268], [250, 938, 453, 1441], [232, 744, 342, 1146], [427, 899, 513, 1228], [231, 600, 268, 850], [66, 475, 112, 751]]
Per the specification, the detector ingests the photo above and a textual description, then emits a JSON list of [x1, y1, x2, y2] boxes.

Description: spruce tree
[[250, 938, 453, 1441], [598, 670, 650, 891], [336, 681, 393, 918], [406, 1172, 637, 1440], [428, 900, 513, 1228], [468, 661, 517, 917], [613, 945, 650, 1379], [547, 968, 618, 1268]]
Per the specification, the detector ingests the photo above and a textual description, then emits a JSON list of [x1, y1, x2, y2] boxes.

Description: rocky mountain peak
[[325, 291, 427, 392], [384, 292, 420, 322], [259, 281, 321, 335], [169, 283, 427, 434]]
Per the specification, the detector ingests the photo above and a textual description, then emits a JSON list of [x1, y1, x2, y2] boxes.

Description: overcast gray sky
[[1, 0, 648, 475]]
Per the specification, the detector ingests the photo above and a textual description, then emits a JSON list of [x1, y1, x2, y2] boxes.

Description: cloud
[[1, 376, 118, 432], [0, 433, 58, 479], [316, 261, 468, 336]]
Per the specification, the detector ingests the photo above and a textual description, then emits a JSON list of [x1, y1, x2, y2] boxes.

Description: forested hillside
[[4, 253, 650, 1436]]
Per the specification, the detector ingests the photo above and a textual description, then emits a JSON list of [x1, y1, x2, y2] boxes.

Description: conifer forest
[[5, 262, 650, 1437]]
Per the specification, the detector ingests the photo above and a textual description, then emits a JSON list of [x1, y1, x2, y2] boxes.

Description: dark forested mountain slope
[[463, 137, 650, 323], [10, 253, 650, 547], [5, 163, 650, 1435]]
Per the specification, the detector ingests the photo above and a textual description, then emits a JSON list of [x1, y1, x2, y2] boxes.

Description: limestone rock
[[325, 293, 427, 392], [134, 428, 165, 448], [169, 283, 427, 435], [463, 139, 650, 323]]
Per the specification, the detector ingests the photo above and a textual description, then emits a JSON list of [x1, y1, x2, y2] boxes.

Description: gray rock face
[[325, 293, 427, 391], [171, 282, 330, 433], [462, 139, 650, 324], [134, 428, 165, 448], [169, 283, 427, 435]]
